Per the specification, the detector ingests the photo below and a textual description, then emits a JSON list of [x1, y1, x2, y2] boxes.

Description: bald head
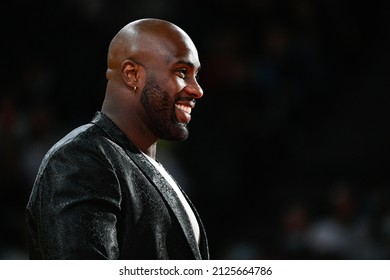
[[106, 18, 197, 80]]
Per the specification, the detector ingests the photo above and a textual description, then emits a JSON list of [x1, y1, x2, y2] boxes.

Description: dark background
[[1, 0, 390, 259]]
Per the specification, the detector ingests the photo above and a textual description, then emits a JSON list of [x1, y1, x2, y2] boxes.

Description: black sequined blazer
[[26, 111, 209, 260]]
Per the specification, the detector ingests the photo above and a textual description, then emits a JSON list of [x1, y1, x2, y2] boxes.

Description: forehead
[[141, 31, 200, 69], [166, 39, 200, 68]]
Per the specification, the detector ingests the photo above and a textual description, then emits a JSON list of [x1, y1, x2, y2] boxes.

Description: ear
[[121, 59, 140, 89]]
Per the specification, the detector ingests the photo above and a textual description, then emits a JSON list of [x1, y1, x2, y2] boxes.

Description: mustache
[[177, 96, 196, 104]]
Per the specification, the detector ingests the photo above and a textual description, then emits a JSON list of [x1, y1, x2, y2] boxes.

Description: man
[[25, 18, 209, 259]]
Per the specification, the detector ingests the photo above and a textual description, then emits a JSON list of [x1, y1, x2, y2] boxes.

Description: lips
[[175, 103, 192, 124]]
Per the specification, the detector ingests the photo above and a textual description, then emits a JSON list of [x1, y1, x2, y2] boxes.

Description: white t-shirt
[[142, 153, 200, 245]]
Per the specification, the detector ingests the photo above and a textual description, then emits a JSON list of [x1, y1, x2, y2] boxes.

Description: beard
[[140, 74, 189, 141]]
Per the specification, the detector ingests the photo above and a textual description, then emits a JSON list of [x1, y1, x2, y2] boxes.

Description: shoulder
[[38, 121, 123, 173], [32, 122, 125, 198], [44, 123, 102, 160]]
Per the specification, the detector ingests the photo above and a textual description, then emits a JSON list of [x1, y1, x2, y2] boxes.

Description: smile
[[175, 104, 192, 115], [175, 104, 192, 124]]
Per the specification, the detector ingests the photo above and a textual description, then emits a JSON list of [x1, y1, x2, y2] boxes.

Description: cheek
[[170, 76, 186, 91], [158, 67, 184, 88], [146, 71, 183, 98]]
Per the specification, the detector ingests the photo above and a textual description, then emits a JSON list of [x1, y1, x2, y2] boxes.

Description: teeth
[[175, 104, 191, 114]]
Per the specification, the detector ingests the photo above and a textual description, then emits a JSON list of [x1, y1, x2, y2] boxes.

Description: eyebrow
[[176, 60, 201, 72]]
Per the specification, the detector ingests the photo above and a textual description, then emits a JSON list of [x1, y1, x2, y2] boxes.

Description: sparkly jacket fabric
[[25, 111, 209, 260]]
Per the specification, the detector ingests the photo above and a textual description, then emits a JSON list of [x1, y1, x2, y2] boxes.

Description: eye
[[177, 68, 187, 79]]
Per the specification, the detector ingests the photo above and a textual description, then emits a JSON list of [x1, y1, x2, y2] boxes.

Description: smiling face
[[137, 23, 203, 141], [140, 73, 196, 141]]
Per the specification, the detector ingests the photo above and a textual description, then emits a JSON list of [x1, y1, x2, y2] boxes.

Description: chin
[[177, 123, 190, 140], [162, 124, 189, 141]]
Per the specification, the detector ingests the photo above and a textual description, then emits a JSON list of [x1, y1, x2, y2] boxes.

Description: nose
[[185, 79, 203, 99]]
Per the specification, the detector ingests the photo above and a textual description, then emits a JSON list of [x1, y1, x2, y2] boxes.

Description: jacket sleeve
[[28, 140, 122, 259]]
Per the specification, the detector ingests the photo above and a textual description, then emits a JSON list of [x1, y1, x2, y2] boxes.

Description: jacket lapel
[[178, 185, 210, 260], [126, 150, 203, 259]]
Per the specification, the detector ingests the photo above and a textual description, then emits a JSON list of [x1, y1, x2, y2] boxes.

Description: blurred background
[[1, 0, 390, 259]]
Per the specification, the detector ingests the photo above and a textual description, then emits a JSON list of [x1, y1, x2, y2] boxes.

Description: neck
[[101, 110, 158, 160], [139, 143, 157, 159], [102, 87, 159, 159]]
